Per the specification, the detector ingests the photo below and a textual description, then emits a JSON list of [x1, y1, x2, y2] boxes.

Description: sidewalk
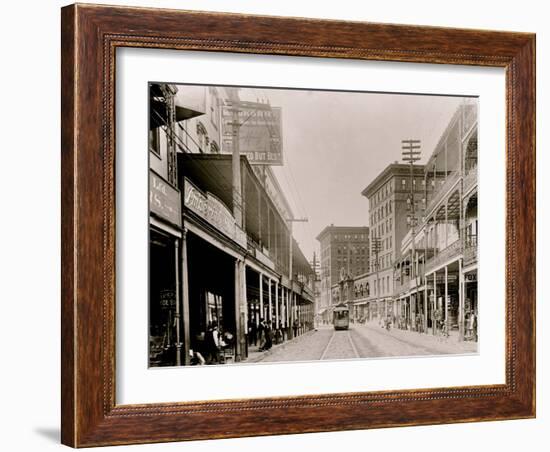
[[356, 321, 478, 355]]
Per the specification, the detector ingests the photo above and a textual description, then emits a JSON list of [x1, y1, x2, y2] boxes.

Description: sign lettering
[[183, 178, 247, 248], [149, 171, 181, 227]]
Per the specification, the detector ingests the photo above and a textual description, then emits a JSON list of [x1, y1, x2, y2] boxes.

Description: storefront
[[185, 231, 239, 362], [463, 270, 478, 341], [148, 170, 183, 367]]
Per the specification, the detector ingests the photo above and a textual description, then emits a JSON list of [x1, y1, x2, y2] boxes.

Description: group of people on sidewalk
[[189, 318, 314, 366], [189, 321, 235, 366], [248, 318, 308, 352], [369, 309, 478, 342]]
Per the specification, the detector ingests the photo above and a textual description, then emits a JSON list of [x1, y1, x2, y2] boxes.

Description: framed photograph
[[61, 4, 535, 447]]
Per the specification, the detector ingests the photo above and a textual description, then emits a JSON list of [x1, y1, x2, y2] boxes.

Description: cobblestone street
[[252, 323, 477, 363]]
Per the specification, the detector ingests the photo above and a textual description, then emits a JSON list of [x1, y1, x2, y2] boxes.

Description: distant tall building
[[361, 163, 425, 318], [316, 226, 370, 310]]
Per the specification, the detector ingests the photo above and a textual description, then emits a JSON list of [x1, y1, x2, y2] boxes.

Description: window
[[402, 179, 406, 187], [149, 127, 161, 156], [209, 88, 220, 130]]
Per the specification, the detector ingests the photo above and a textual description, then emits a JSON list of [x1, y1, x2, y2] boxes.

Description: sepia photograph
[[148, 83, 479, 367]]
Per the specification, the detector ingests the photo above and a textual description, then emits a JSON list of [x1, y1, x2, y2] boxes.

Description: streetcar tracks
[[347, 330, 360, 359], [319, 330, 336, 360], [319, 329, 360, 360]]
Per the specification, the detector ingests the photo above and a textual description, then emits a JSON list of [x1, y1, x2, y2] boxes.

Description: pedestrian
[[204, 322, 220, 364], [249, 320, 258, 346], [275, 323, 283, 344], [466, 311, 477, 341], [258, 318, 265, 345], [260, 321, 273, 351], [292, 319, 298, 338], [189, 349, 206, 365], [416, 313, 422, 333]]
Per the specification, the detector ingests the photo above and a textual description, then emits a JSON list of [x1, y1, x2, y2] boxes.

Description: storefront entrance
[[149, 228, 178, 367], [186, 232, 237, 361], [464, 271, 478, 341]]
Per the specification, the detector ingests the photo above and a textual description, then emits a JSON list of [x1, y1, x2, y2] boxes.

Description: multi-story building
[[316, 226, 369, 321], [149, 83, 315, 366], [393, 99, 478, 341], [360, 163, 425, 322]]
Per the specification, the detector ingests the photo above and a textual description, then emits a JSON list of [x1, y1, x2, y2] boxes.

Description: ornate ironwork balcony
[[463, 167, 477, 194], [463, 235, 478, 266], [426, 171, 461, 216], [424, 239, 462, 274]]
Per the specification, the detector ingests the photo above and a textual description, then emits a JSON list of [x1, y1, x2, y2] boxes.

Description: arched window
[[196, 121, 208, 153], [210, 140, 220, 154]]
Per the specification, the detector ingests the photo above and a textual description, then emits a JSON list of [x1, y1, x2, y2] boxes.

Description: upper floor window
[[149, 127, 161, 157], [209, 88, 220, 130]]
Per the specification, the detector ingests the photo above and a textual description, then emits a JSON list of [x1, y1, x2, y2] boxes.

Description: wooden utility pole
[[287, 217, 307, 338], [231, 101, 243, 227], [371, 236, 382, 321], [402, 139, 421, 329]]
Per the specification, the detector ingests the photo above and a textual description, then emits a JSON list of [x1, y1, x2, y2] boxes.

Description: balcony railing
[[463, 166, 477, 193], [247, 235, 276, 270], [426, 171, 461, 216], [425, 239, 462, 274], [463, 103, 477, 135], [463, 235, 478, 266], [394, 277, 409, 294]]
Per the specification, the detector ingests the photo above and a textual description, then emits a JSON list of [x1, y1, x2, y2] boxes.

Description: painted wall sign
[[221, 102, 283, 165], [183, 178, 247, 248], [149, 170, 182, 227]]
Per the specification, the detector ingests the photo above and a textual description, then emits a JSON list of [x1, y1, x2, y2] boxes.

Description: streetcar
[[332, 303, 350, 330]]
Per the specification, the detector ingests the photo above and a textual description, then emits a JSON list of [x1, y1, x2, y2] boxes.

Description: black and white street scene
[[148, 83, 479, 367]]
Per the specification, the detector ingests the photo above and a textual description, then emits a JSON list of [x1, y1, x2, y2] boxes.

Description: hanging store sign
[[183, 178, 247, 248], [149, 170, 182, 227], [221, 103, 283, 165], [159, 289, 176, 309]]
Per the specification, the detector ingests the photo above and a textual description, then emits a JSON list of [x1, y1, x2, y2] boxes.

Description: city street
[[252, 323, 477, 363]]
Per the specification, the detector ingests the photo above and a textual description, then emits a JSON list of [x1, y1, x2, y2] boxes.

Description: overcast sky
[[239, 87, 466, 262]]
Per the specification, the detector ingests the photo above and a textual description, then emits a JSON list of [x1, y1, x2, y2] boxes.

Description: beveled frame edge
[[61, 3, 536, 447]]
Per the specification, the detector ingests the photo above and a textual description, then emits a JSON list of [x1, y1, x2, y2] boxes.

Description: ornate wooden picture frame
[[61, 3, 535, 447]]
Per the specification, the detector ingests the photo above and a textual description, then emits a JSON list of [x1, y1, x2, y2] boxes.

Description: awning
[[174, 86, 206, 120], [150, 84, 206, 129]]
